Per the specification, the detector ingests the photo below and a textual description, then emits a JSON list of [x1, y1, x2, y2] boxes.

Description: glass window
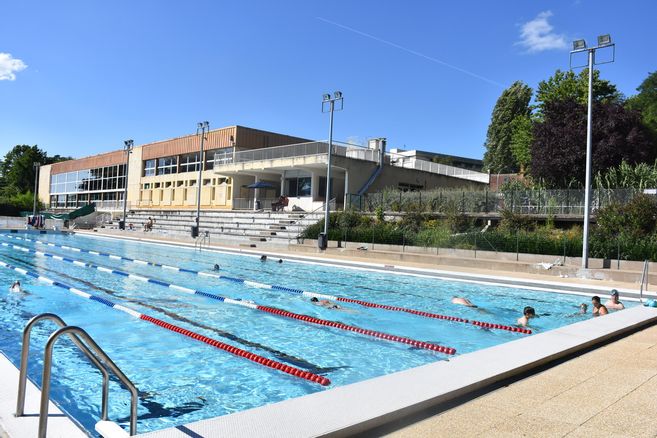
[[319, 177, 333, 200], [157, 156, 177, 175], [144, 159, 156, 177], [179, 153, 201, 173], [212, 147, 234, 166]]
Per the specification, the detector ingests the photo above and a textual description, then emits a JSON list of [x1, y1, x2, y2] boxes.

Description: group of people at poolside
[[451, 288, 626, 327]]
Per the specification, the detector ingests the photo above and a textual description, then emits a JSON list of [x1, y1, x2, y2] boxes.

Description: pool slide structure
[[0, 241, 456, 355], [0, 258, 331, 386], [0, 234, 531, 335]]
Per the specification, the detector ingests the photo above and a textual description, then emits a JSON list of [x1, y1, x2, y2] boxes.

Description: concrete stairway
[[122, 209, 322, 246]]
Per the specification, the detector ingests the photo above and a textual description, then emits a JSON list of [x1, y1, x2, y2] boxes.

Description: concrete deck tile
[[564, 425, 634, 438], [386, 404, 510, 437], [582, 409, 657, 438], [479, 413, 578, 437]]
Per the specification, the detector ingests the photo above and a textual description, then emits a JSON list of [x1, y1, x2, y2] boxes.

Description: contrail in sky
[[316, 16, 505, 88]]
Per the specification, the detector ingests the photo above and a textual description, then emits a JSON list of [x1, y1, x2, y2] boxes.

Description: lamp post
[[32, 162, 40, 217], [192, 121, 210, 238], [120, 139, 134, 230], [570, 34, 615, 269], [319, 91, 344, 250]]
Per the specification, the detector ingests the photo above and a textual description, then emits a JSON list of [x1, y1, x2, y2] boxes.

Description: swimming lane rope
[[0, 241, 456, 354], [2, 234, 531, 335], [0, 258, 330, 386]]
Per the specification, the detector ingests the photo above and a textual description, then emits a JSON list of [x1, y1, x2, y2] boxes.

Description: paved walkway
[[387, 323, 657, 438]]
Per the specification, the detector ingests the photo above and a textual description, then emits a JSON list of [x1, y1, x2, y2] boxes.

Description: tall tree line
[[483, 69, 657, 188]]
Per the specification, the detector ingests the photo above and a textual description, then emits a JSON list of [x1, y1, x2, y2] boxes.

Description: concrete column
[[253, 175, 259, 211], [281, 170, 286, 195]]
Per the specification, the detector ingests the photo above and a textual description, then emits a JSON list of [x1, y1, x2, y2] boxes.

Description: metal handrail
[[15, 313, 138, 437], [290, 198, 336, 244], [639, 260, 649, 304], [16, 314, 109, 420], [195, 231, 210, 251]]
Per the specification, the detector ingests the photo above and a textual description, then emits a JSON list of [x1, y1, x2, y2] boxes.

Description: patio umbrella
[[245, 181, 276, 189], [244, 181, 276, 210]]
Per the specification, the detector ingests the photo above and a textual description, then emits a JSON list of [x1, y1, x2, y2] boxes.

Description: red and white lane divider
[[0, 259, 330, 386], [2, 241, 457, 355], [1, 234, 531, 335]]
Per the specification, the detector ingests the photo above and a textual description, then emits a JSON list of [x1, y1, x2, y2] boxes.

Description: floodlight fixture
[[597, 34, 611, 47], [322, 94, 331, 102], [573, 39, 587, 50], [333, 91, 342, 99]]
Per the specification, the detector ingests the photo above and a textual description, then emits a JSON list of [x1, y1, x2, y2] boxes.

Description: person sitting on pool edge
[[517, 306, 536, 327], [591, 296, 609, 316], [605, 289, 625, 310], [451, 296, 477, 307]]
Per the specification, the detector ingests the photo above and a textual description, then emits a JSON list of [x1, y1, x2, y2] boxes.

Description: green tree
[[626, 71, 657, 143], [0, 145, 71, 195], [535, 69, 621, 117], [483, 81, 533, 173], [509, 115, 533, 174]]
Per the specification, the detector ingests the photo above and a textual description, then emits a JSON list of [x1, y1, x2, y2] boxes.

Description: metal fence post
[[516, 231, 520, 262], [474, 232, 477, 259], [485, 190, 489, 213]]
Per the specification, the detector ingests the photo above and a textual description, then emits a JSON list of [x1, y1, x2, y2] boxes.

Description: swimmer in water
[[9, 281, 22, 293], [260, 255, 267, 262], [212, 264, 220, 271], [277, 259, 283, 264], [605, 289, 625, 311], [517, 306, 536, 327], [592, 296, 608, 316], [451, 296, 477, 307]]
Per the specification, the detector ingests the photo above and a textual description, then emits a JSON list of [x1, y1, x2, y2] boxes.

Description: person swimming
[[310, 296, 341, 309], [277, 259, 283, 264], [260, 255, 267, 262], [451, 296, 477, 307], [9, 281, 22, 293], [517, 306, 536, 327], [212, 264, 220, 271]]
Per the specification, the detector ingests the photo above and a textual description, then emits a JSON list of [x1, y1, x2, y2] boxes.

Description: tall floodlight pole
[[32, 162, 40, 216], [320, 91, 343, 250], [121, 139, 134, 230], [570, 35, 615, 269], [193, 121, 210, 237]]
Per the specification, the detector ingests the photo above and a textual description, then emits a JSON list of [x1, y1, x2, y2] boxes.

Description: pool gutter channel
[[134, 306, 657, 438]]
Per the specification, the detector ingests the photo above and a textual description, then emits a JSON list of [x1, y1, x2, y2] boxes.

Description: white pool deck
[[1, 231, 656, 437]]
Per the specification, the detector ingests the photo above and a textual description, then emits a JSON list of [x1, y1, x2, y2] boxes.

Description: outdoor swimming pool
[[0, 232, 626, 435]]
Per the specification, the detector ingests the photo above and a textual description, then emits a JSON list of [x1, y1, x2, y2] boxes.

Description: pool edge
[[136, 306, 657, 437]]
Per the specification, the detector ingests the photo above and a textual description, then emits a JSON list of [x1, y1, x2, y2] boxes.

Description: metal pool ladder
[[15, 313, 138, 437], [195, 230, 210, 251]]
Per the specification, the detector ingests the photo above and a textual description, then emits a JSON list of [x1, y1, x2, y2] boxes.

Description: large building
[[39, 125, 490, 214]]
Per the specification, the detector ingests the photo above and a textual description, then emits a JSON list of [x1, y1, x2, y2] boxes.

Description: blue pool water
[[0, 232, 629, 434]]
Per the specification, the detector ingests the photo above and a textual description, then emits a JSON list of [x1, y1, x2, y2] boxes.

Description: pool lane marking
[[0, 258, 330, 386], [0, 241, 456, 354], [2, 234, 531, 335]]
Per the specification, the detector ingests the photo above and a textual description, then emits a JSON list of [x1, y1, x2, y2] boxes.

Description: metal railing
[[640, 260, 649, 303], [232, 197, 278, 210], [349, 188, 640, 216], [389, 157, 490, 183], [290, 198, 335, 244], [195, 230, 210, 251], [218, 141, 370, 166], [16, 313, 138, 437]]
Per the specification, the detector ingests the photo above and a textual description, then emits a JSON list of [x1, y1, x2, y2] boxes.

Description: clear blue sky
[[1, 0, 655, 160]]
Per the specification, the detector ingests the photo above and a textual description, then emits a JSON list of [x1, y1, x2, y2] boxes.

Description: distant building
[[39, 126, 490, 214], [389, 149, 484, 172]]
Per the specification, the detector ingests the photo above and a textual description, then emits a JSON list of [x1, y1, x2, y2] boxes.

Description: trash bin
[[191, 225, 199, 238], [318, 233, 328, 250], [118, 220, 125, 230]]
